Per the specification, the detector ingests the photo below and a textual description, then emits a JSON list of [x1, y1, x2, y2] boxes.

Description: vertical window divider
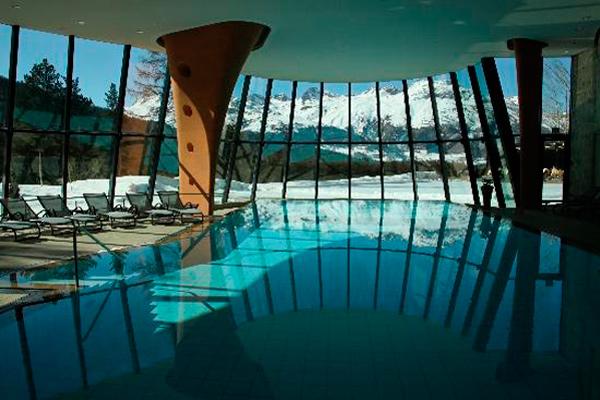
[[315, 82, 324, 199], [481, 57, 520, 205], [282, 80, 297, 199], [403, 79, 419, 200], [450, 71, 481, 205], [223, 75, 251, 204], [250, 78, 273, 201], [147, 68, 171, 200], [108, 44, 131, 207], [347, 83, 352, 199], [468, 65, 506, 208], [61, 35, 75, 203], [428, 76, 451, 202], [375, 81, 384, 199], [1, 25, 19, 204]]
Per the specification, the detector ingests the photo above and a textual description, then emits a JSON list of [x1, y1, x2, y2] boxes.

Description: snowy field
[[1, 174, 563, 215]]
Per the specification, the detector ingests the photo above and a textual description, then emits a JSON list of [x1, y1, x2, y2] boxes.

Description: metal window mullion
[[481, 57, 520, 205], [450, 72, 481, 206], [61, 35, 75, 203], [147, 69, 171, 200], [250, 78, 273, 201], [223, 75, 251, 203], [467, 65, 506, 208], [2, 25, 19, 205], [428, 76, 451, 202], [403, 79, 418, 200], [282, 80, 297, 199], [108, 44, 131, 207], [563, 55, 575, 201], [315, 82, 324, 199], [347, 82, 352, 199], [375, 81, 384, 199]]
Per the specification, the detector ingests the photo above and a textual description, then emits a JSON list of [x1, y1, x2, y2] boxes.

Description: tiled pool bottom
[[0, 200, 596, 399]]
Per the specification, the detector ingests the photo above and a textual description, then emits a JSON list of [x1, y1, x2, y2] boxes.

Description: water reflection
[[0, 200, 597, 399]]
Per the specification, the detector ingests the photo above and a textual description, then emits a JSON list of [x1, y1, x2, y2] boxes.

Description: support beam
[[282, 81, 298, 198], [160, 22, 270, 214], [2, 25, 19, 204], [61, 35, 75, 203], [508, 38, 548, 209]]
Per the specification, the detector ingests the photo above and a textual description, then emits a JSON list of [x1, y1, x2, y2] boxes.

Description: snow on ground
[[2, 174, 563, 215]]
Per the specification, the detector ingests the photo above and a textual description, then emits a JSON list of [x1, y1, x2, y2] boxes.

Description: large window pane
[[379, 81, 407, 142], [414, 143, 444, 200], [322, 83, 348, 142], [15, 29, 67, 131], [351, 82, 377, 142], [116, 136, 156, 205], [496, 58, 520, 135], [318, 144, 348, 198], [256, 143, 285, 198], [123, 49, 165, 135], [407, 78, 435, 141], [542, 58, 571, 134], [456, 69, 483, 139], [67, 134, 113, 209], [0, 24, 12, 127], [155, 137, 179, 201], [71, 38, 122, 132], [293, 82, 320, 142], [382, 144, 413, 199], [240, 77, 268, 141], [443, 142, 473, 204], [11, 132, 63, 212], [351, 144, 381, 198], [265, 80, 292, 141], [286, 144, 316, 199], [433, 74, 461, 140], [229, 142, 259, 201]]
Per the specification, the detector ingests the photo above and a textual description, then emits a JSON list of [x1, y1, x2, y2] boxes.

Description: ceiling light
[[388, 5, 405, 11], [453, 20, 466, 25], [420, 0, 432, 5], [11, 4, 21, 9], [136, 30, 144, 34], [76, 20, 85, 25]]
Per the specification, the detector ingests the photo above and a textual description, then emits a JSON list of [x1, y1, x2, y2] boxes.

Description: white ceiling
[[0, 0, 598, 82]]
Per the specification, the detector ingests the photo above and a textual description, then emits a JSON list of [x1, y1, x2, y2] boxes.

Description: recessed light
[[11, 4, 21, 9], [76, 20, 85, 25], [453, 20, 466, 25], [136, 30, 144, 34], [388, 5, 405, 11], [420, 0, 432, 5]]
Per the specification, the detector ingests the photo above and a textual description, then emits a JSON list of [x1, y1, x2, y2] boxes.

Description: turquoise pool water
[[0, 200, 597, 399]]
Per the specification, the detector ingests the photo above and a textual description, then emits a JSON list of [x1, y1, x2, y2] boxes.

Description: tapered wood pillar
[[507, 38, 547, 209], [160, 22, 269, 215]]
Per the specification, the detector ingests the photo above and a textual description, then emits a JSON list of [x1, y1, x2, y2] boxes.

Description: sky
[[1, 25, 570, 108]]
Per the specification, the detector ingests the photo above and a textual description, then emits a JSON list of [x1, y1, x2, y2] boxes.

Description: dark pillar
[[507, 38, 548, 209]]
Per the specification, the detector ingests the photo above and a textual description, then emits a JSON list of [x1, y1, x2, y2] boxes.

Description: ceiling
[[0, 0, 598, 82]]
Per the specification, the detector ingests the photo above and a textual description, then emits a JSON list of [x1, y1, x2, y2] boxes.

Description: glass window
[[407, 78, 435, 141], [382, 144, 413, 199], [293, 82, 320, 142], [265, 80, 292, 141], [351, 144, 381, 198], [123, 49, 166, 135], [542, 58, 570, 135], [116, 136, 157, 205], [443, 142, 473, 204], [240, 77, 268, 141], [256, 143, 285, 198], [321, 83, 348, 142], [155, 137, 179, 201], [163, 88, 176, 137], [318, 144, 349, 198], [286, 144, 316, 199], [433, 74, 461, 140], [0, 24, 12, 127], [229, 142, 259, 201], [71, 38, 122, 132], [15, 28, 68, 131], [496, 58, 520, 135], [11, 132, 63, 211], [350, 82, 377, 142], [379, 81, 407, 142], [542, 139, 565, 202], [414, 143, 444, 200], [67, 134, 114, 209]]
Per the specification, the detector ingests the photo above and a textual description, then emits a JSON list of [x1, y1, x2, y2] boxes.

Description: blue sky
[[2, 26, 569, 108]]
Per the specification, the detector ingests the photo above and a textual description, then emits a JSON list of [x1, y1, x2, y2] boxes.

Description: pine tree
[[104, 82, 119, 111]]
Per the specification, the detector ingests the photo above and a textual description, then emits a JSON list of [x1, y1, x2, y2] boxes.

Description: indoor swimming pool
[[0, 200, 597, 399]]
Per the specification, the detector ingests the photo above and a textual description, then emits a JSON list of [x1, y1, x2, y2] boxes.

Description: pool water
[[0, 200, 598, 399]]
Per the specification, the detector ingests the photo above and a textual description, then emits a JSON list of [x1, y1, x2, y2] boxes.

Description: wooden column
[[508, 38, 547, 209], [160, 21, 269, 214]]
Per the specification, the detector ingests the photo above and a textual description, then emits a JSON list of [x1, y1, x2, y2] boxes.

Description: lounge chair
[[0, 219, 41, 241], [126, 192, 175, 225], [0, 197, 72, 236], [83, 193, 136, 228], [157, 191, 205, 223], [37, 194, 103, 230]]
